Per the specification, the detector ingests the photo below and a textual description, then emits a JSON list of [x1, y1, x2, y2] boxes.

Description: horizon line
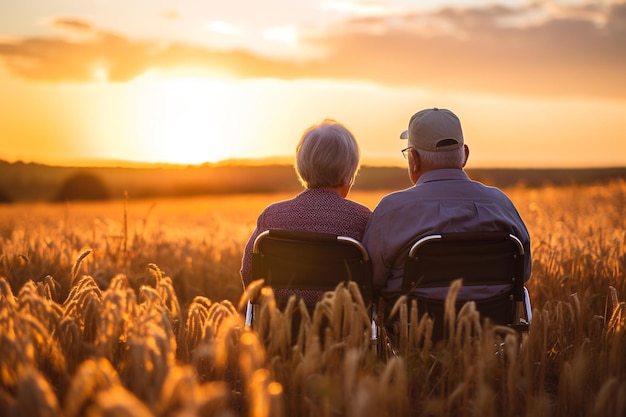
[[1, 157, 625, 171]]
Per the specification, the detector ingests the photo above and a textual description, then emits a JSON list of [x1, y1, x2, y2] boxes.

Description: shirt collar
[[301, 188, 343, 197], [416, 169, 470, 185]]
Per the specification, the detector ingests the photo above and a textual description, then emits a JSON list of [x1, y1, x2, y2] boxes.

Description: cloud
[[205, 21, 243, 36], [162, 10, 180, 20], [304, 2, 626, 99], [0, 29, 154, 82], [0, 2, 624, 100], [50, 17, 95, 32]]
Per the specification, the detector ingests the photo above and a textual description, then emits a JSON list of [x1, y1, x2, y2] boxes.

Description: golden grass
[[0, 181, 624, 416]]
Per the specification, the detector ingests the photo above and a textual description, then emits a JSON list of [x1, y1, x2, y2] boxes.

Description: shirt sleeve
[[506, 199, 532, 282], [362, 209, 390, 291], [240, 210, 267, 287], [517, 222, 532, 282]]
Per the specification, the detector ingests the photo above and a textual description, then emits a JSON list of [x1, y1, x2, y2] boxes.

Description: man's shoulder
[[377, 187, 411, 203], [470, 180, 516, 202], [371, 187, 419, 215]]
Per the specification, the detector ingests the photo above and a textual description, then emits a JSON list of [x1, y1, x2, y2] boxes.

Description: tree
[[0, 188, 11, 204], [53, 172, 111, 201]]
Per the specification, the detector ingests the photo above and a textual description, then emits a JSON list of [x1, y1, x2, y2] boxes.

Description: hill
[[0, 160, 625, 202]]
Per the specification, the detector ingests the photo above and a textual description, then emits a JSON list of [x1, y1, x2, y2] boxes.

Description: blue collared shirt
[[362, 169, 531, 301]]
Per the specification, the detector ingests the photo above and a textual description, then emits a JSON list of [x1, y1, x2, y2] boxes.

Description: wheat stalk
[[71, 249, 93, 285], [14, 366, 61, 417], [63, 358, 121, 417]]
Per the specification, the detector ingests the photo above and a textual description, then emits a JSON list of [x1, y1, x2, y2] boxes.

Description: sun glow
[[130, 74, 239, 164]]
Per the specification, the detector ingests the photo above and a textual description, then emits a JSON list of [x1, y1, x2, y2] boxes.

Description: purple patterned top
[[240, 188, 372, 286]]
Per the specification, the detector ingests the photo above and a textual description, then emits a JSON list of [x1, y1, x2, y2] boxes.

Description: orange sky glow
[[1, 0, 625, 168]]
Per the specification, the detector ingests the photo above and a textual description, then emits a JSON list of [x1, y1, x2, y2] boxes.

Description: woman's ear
[[339, 182, 351, 198]]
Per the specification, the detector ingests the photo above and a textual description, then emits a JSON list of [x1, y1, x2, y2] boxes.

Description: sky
[[0, 0, 625, 168]]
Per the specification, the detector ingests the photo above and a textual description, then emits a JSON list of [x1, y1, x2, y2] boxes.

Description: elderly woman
[[240, 119, 372, 288]]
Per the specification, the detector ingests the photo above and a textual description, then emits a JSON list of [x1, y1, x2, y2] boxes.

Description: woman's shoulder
[[343, 198, 372, 215], [261, 196, 298, 215]]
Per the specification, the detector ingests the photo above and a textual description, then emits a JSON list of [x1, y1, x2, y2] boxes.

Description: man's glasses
[[401, 147, 412, 159]]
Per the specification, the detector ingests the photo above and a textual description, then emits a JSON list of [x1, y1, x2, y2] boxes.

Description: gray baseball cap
[[400, 108, 464, 151]]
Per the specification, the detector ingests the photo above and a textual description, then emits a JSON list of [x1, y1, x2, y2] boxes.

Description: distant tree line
[[0, 161, 625, 203]]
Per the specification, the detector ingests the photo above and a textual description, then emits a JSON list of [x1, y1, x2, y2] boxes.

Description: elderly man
[[362, 107, 531, 310]]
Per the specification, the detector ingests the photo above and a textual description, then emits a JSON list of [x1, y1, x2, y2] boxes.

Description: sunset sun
[[131, 74, 238, 165]]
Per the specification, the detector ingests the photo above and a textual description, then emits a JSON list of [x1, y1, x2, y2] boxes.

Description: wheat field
[[0, 181, 625, 417]]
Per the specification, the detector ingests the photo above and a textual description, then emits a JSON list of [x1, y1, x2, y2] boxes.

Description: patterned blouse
[[240, 188, 372, 288]]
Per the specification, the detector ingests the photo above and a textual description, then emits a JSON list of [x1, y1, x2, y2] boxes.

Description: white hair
[[416, 145, 466, 169], [295, 120, 361, 189]]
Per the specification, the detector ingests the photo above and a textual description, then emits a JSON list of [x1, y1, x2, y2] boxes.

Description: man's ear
[[462, 145, 470, 168], [408, 149, 420, 184], [410, 148, 420, 173]]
